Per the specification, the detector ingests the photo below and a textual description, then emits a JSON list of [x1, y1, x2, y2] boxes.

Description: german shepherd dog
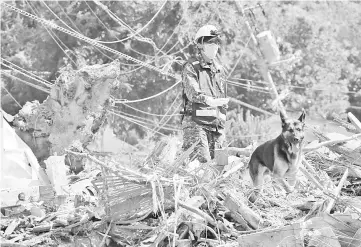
[[248, 110, 306, 202]]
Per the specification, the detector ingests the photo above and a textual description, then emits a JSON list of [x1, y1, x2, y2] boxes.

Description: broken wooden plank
[[8, 233, 26, 243], [224, 194, 262, 230], [176, 200, 227, 231], [0, 243, 26, 247], [237, 222, 304, 247], [318, 213, 358, 239], [325, 168, 349, 213], [308, 227, 341, 247], [347, 228, 361, 247], [348, 112, 361, 133], [332, 213, 361, 230], [332, 113, 359, 134], [299, 167, 325, 191], [4, 219, 19, 237], [32, 222, 63, 233], [303, 133, 361, 152]]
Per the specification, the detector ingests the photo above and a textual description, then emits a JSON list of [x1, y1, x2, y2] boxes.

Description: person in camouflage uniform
[[181, 25, 229, 164]]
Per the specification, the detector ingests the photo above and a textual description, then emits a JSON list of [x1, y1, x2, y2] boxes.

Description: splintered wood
[[2, 113, 361, 247]]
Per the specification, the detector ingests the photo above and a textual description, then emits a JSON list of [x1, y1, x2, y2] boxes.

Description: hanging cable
[[150, 91, 181, 133], [1, 59, 53, 87], [26, 0, 77, 66], [2, 2, 180, 79], [150, 102, 182, 136], [41, 0, 114, 61], [155, 1, 203, 57], [226, 79, 271, 92], [1, 84, 22, 108], [86, 0, 197, 67], [1, 63, 54, 90], [227, 36, 252, 79], [83, 2, 152, 66], [110, 108, 179, 130], [53, 0, 115, 62], [92, 0, 162, 55], [227, 81, 271, 94], [41, 0, 78, 33], [2, 59, 52, 85], [226, 78, 268, 90], [92, 0, 167, 46], [229, 77, 268, 85], [85, 1, 165, 60], [2, 71, 50, 94], [107, 110, 166, 136], [120, 102, 183, 117], [111, 79, 181, 104], [54, 1, 114, 61]]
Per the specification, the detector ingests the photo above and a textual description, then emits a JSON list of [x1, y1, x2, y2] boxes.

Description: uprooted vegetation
[[1, 117, 361, 246], [2, 59, 361, 247]]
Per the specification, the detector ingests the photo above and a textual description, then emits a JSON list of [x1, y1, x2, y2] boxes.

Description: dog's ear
[[298, 109, 306, 123], [280, 110, 287, 126]]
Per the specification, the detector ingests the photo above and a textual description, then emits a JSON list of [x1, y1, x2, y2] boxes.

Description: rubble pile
[[1, 115, 361, 247]]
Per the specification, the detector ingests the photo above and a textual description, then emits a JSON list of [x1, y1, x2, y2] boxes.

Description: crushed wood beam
[[100, 220, 113, 247], [66, 149, 149, 185], [32, 222, 63, 233], [348, 112, 361, 133], [0, 243, 27, 247], [318, 213, 358, 242], [237, 222, 304, 247], [308, 227, 341, 247], [224, 194, 262, 230], [347, 228, 361, 247], [303, 133, 361, 152], [300, 166, 361, 218], [4, 220, 20, 236], [221, 162, 244, 180], [175, 200, 226, 231], [302, 156, 317, 175], [299, 167, 325, 191], [332, 113, 359, 134], [227, 212, 252, 231], [325, 168, 349, 213], [20, 232, 52, 247]]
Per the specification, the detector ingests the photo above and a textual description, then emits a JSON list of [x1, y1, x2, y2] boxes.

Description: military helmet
[[194, 25, 220, 44]]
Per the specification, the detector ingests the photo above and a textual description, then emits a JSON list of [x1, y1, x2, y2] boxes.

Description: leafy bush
[[226, 107, 272, 148]]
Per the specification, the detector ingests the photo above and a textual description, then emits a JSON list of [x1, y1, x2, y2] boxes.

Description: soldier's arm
[[182, 63, 210, 104], [219, 65, 228, 109]]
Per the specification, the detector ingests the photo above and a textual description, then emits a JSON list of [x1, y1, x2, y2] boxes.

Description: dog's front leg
[[278, 178, 295, 193]]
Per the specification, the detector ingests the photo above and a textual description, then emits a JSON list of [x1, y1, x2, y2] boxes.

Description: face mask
[[202, 43, 219, 60]]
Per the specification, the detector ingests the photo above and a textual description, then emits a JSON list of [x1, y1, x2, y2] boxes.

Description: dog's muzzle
[[293, 136, 304, 143], [292, 137, 304, 150]]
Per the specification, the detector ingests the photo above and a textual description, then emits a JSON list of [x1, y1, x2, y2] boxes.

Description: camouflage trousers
[[182, 124, 225, 164]]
